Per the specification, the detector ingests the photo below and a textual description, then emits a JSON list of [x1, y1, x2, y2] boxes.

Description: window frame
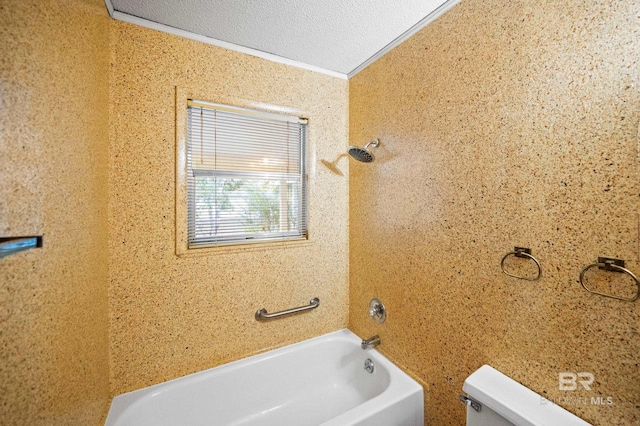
[[184, 99, 309, 250]]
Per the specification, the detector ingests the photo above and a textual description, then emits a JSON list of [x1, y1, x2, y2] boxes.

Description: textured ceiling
[[109, 0, 451, 76]]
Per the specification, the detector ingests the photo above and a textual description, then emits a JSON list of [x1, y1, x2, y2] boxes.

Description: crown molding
[[105, 3, 348, 80], [347, 0, 461, 78]]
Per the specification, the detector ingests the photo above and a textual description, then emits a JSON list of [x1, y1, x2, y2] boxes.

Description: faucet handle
[[368, 299, 386, 323]]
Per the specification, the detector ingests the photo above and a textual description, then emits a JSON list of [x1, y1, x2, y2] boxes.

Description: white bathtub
[[105, 329, 423, 426]]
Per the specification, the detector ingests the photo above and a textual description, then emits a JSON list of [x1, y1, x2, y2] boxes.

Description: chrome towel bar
[[500, 247, 542, 281], [579, 257, 639, 302], [255, 298, 320, 322]]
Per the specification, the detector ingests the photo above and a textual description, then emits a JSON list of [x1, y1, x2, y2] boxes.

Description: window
[[186, 100, 308, 248]]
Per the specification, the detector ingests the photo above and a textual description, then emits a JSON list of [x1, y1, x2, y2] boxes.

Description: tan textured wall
[[0, 0, 111, 425], [349, 1, 639, 425], [109, 21, 349, 394]]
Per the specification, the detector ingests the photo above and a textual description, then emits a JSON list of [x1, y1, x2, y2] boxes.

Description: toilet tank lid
[[462, 365, 592, 426]]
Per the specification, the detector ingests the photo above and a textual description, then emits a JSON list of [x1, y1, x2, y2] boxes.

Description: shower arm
[[363, 139, 379, 150]]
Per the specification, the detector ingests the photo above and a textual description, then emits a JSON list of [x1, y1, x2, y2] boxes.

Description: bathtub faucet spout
[[361, 335, 380, 350]]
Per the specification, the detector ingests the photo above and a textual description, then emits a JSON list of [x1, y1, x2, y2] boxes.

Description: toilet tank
[[462, 365, 592, 426]]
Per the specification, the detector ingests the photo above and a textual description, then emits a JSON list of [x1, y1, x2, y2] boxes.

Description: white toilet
[[461, 365, 592, 426]]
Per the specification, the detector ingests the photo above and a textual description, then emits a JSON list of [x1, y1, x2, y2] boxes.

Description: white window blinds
[[187, 100, 308, 247]]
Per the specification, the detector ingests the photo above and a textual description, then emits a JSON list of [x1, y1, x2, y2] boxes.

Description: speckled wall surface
[[0, 0, 111, 424], [109, 21, 349, 395], [349, 1, 639, 425]]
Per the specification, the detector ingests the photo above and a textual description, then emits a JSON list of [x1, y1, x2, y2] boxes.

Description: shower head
[[348, 139, 379, 163]]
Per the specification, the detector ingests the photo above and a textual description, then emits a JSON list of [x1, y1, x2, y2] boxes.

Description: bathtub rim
[[105, 328, 423, 426]]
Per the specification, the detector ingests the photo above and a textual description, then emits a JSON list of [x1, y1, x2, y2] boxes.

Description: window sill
[[176, 238, 315, 257]]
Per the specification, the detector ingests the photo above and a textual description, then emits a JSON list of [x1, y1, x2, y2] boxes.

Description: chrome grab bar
[[255, 298, 319, 322], [579, 257, 639, 302], [500, 247, 542, 281]]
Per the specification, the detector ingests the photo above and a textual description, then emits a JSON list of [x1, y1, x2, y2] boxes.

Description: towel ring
[[579, 258, 639, 302], [500, 247, 542, 281]]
